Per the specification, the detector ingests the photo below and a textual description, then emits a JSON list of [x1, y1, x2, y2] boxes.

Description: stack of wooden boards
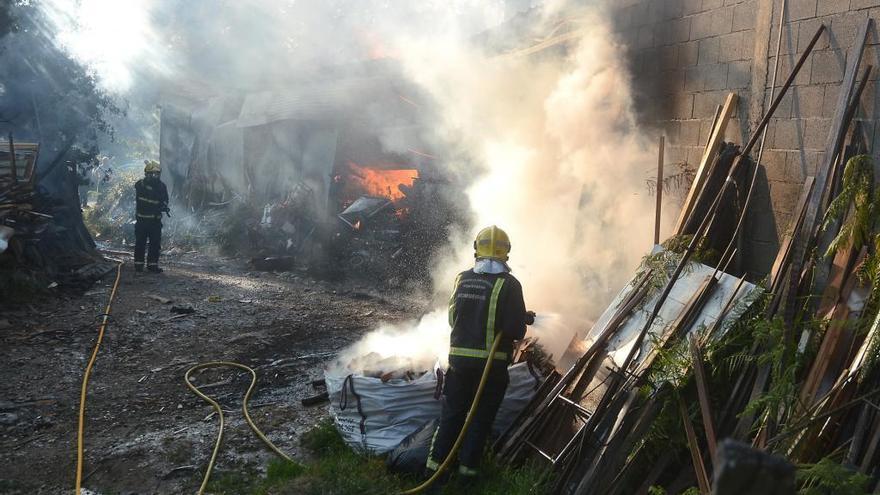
[[493, 18, 880, 495], [0, 139, 111, 289]]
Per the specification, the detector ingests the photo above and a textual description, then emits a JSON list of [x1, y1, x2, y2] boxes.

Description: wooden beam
[[675, 93, 738, 235], [783, 18, 871, 327], [690, 338, 718, 464], [680, 395, 711, 495], [655, 136, 665, 245]]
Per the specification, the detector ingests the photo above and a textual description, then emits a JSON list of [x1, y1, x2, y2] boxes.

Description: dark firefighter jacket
[[447, 269, 527, 367], [135, 179, 168, 220]]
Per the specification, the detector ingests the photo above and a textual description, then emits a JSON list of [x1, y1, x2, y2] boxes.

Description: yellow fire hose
[[185, 361, 296, 495], [75, 261, 124, 494], [400, 333, 504, 495], [74, 261, 499, 495]]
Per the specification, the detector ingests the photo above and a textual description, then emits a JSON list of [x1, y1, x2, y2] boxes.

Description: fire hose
[[75, 261, 124, 494], [184, 362, 297, 495], [399, 332, 504, 495]]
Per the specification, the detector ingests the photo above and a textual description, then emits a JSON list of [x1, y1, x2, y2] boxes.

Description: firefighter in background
[[134, 160, 169, 273], [426, 225, 535, 485]]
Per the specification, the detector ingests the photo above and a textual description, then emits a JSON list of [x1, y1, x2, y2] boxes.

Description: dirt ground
[[0, 251, 427, 494]]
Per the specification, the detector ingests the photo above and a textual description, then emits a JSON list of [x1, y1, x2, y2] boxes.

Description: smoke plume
[[37, 0, 669, 369]]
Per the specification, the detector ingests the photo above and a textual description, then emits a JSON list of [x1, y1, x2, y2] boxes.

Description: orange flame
[[347, 162, 418, 202]]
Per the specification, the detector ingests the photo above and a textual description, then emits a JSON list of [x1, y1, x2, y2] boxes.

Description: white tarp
[[585, 250, 763, 370], [325, 362, 542, 455]]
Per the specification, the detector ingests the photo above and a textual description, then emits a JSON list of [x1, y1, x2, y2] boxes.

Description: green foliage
[[797, 458, 871, 495], [82, 170, 139, 244], [217, 420, 551, 495], [822, 155, 879, 259], [740, 317, 800, 420], [206, 459, 305, 495]]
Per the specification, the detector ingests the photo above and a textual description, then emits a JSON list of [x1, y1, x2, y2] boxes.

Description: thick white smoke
[[334, 7, 663, 371], [38, 0, 667, 369]]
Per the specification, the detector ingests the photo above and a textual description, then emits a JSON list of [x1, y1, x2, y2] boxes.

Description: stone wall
[[611, 0, 880, 278]]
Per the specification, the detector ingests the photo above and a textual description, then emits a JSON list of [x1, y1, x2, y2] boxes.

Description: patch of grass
[[209, 420, 551, 495], [206, 459, 304, 495]]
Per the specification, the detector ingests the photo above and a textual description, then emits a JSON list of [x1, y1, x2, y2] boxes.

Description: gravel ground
[[0, 251, 426, 494]]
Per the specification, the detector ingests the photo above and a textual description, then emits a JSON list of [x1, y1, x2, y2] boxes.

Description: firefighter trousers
[[427, 362, 509, 475], [134, 218, 162, 269]]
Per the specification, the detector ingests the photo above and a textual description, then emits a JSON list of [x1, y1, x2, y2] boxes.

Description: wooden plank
[[690, 338, 718, 463], [783, 18, 872, 327], [800, 248, 866, 408], [768, 176, 815, 293], [655, 136, 665, 245], [674, 93, 738, 235], [680, 395, 711, 495]]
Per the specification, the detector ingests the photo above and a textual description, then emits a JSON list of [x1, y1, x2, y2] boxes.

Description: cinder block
[[770, 182, 806, 212], [829, 11, 870, 49], [693, 90, 732, 118], [740, 29, 756, 61], [728, 60, 751, 88], [803, 118, 832, 150], [744, 240, 780, 277], [711, 5, 735, 35], [664, 0, 685, 19], [662, 120, 682, 143], [679, 41, 700, 66], [855, 81, 875, 119], [703, 0, 725, 10], [659, 45, 679, 68], [818, 0, 852, 15], [772, 118, 802, 149], [797, 18, 831, 52], [670, 17, 693, 43], [822, 82, 842, 116], [790, 85, 825, 118], [760, 150, 789, 181], [691, 12, 715, 39], [665, 144, 688, 163], [789, 0, 818, 20], [786, 151, 823, 181], [685, 66, 706, 91], [766, 88, 793, 119], [851, 0, 880, 9], [810, 50, 846, 84], [675, 93, 696, 119], [659, 69, 686, 94], [720, 32, 743, 61], [699, 37, 721, 64], [681, 119, 703, 145], [732, 1, 756, 31], [769, 19, 797, 56], [683, 0, 704, 15], [771, 53, 813, 86]]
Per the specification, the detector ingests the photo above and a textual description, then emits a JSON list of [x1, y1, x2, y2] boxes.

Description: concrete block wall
[[611, 0, 880, 278]]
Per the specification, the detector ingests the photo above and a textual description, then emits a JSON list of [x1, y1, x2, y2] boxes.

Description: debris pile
[[495, 20, 880, 494], [0, 138, 112, 297]]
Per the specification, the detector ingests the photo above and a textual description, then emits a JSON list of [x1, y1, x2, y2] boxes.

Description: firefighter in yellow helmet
[[426, 225, 535, 486], [134, 160, 169, 273]]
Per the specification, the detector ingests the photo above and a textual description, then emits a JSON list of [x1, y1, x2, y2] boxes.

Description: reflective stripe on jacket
[[135, 178, 168, 219], [447, 269, 527, 365]]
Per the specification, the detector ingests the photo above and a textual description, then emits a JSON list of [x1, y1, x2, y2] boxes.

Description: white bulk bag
[[325, 362, 542, 455]]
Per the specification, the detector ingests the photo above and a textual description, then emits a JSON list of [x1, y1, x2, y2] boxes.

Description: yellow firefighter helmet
[[474, 225, 511, 261], [144, 160, 161, 173]]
